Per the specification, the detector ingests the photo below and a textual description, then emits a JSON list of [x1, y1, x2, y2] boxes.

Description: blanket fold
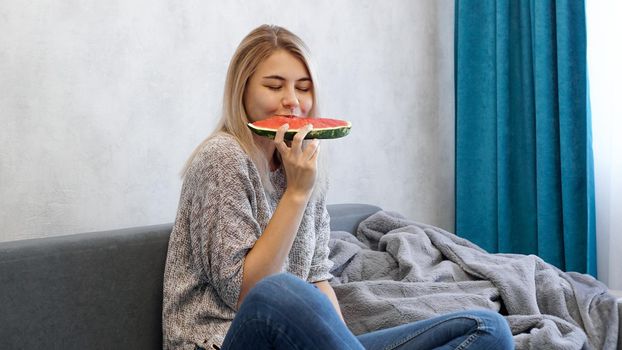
[[329, 210, 619, 350]]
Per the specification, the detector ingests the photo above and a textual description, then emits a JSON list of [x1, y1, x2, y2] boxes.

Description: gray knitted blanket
[[328, 210, 620, 350]]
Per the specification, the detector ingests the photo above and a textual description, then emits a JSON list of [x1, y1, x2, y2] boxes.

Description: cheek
[[246, 90, 278, 117], [257, 90, 282, 109], [300, 95, 314, 114]]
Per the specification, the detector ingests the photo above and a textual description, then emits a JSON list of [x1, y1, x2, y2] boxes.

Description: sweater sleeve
[[308, 196, 334, 283], [188, 138, 262, 310]]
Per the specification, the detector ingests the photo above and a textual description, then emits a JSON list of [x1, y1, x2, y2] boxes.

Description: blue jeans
[[220, 273, 514, 350]]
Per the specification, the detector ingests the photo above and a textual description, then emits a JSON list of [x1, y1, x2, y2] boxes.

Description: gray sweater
[[162, 132, 333, 349]]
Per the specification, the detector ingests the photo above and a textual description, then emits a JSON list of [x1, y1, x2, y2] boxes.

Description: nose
[[281, 86, 300, 112]]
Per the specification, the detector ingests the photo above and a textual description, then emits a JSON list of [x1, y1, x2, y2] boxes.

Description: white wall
[[0, 1, 456, 241], [586, 0, 622, 290]]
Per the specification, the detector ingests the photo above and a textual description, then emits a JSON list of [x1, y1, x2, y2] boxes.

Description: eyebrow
[[262, 75, 312, 82]]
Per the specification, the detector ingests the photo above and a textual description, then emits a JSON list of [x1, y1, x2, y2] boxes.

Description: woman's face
[[244, 49, 314, 122]]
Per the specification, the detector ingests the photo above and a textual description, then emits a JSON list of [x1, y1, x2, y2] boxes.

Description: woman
[[162, 24, 514, 350]]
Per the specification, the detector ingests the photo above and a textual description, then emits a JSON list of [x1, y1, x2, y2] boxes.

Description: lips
[[274, 114, 302, 118]]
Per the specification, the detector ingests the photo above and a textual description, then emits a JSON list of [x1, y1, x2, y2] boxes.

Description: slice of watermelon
[[248, 115, 352, 140]]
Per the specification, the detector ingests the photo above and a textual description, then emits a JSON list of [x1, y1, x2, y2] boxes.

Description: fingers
[[303, 139, 320, 160], [274, 123, 318, 160], [274, 123, 318, 195], [274, 123, 289, 154], [290, 124, 313, 152]]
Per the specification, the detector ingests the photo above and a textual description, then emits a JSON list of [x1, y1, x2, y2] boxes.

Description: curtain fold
[[455, 0, 596, 275]]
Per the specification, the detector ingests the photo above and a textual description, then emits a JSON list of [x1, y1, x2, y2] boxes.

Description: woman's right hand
[[274, 123, 320, 200]]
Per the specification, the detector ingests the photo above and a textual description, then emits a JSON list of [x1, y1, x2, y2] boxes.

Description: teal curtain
[[454, 0, 596, 275]]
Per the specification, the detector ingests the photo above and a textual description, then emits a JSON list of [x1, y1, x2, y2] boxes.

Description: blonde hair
[[182, 24, 327, 195]]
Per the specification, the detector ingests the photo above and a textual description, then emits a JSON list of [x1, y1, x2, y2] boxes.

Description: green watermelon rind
[[247, 122, 352, 140]]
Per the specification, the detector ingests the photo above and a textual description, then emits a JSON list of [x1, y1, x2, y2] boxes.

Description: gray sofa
[[0, 203, 382, 350]]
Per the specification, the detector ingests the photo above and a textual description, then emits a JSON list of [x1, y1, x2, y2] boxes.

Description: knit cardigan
[[162, 132, 333, 349]]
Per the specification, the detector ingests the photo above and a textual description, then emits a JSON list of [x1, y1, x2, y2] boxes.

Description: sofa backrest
[[0, 224, 172, 349], [0, 203, 381, 350]]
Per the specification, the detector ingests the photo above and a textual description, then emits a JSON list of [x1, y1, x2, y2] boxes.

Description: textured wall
[[0, 0, 455, 241]]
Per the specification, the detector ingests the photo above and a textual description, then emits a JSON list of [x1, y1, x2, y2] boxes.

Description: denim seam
[[455, 317, 484, 350], [382, 315, 483, 350], [455, 332, 480, 350]]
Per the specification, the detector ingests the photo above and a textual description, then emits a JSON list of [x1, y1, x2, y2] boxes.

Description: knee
[[469, 310, 514, 347], [261, 272, 302, 287], [241, 273, 335, 320], [242, 273, 308, 309]]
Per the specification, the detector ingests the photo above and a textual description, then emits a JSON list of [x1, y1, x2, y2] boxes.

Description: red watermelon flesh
[[248, 115, 351, 140], [252, 115, 348, 129]]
